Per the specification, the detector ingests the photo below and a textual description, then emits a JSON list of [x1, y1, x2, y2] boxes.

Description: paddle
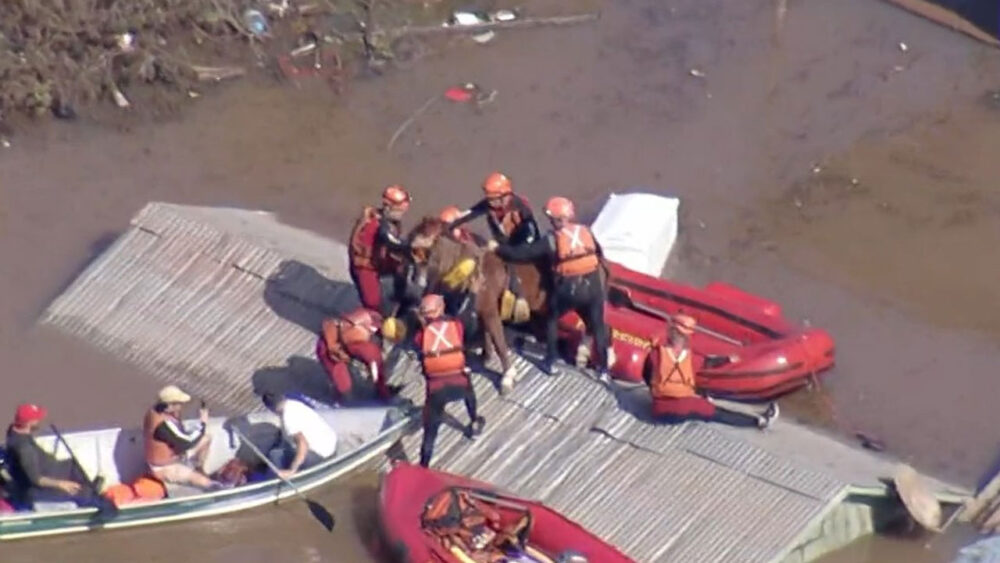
[[607, 286, 744, 347], [49, 424, 118, 516], [232, 427, 335, 532]]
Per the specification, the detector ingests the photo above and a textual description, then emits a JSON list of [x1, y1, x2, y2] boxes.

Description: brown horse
[[407, 217, 548, 392]]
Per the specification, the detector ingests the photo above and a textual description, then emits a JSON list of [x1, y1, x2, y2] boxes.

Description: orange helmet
[[439, 206, 462, 224], [544, 196, 575, 221], [419, 294, 445, 319], [673, 314, 697, 336], [382, 185, 411, 208], [482, 172, 512, 199]]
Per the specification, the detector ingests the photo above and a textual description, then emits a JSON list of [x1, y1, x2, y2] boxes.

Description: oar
[[49, 424, 118, 516], [607, 286, 744, 347], [232, 427, 335, 531]]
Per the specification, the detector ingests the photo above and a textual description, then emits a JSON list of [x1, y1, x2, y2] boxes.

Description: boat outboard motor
[[554, 551, 588, 563]]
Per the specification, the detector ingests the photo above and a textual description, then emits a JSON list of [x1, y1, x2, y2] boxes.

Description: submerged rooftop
[[42, 202, 968, 562]]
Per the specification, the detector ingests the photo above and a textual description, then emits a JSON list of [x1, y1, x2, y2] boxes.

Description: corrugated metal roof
[[41, 202, 967, 562]]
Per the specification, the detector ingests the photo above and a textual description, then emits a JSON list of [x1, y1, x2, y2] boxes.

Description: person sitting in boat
[[316, 307, 394, 403], [414, 294, 485, 468], [491, 196, 610, 380], [446, 172, 541, 313], [260, 393, 338, 479], [647, 316, 780, 429], [4, 403, 104, 508], [348, 185, 414, 316], [143, 385, 219, 490], [422, 487, 531, 563]]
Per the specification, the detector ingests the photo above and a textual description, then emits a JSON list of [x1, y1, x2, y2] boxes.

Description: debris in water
[[898, 42, 908, 52], [445, 84, 478, 103], [689, 68, 706, 78], [1, 139, 10, 148], [856, 432, 885, 451], [243, 9, 270, 37], [117, 32, 136, 53], [110, 85, 130, 109], [471, 31, 495, 44], [892, 65, 906, 72], [850, 178, 860, 186], [793, 197, 803, 209], [492, 10, 518, 22], [697, 220, 707, 229], [188, 91, 201, 98], [811, 164, 822, 174]]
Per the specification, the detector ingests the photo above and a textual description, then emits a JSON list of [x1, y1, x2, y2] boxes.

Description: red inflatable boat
[[379, 462, 634, 563], [558, 262, 835, 400]]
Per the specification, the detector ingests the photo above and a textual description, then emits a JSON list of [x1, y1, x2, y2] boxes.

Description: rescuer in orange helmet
[[348, 185, 413, 316], [647, 315, 779, 428], [490, 196, 610, 379]]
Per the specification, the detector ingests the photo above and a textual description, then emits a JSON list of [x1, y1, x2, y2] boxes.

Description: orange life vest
[[349, 206, 382, 269], [320, 320, 368, 365], [422, 488, 529, 562], [143, 409, 179, 466], [553, 223, 599, 277], [650, 345, 696, 399], [421, 319, 466, 378]]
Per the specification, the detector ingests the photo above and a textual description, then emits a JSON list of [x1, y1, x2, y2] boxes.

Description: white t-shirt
[[281, 399, 338, 458]]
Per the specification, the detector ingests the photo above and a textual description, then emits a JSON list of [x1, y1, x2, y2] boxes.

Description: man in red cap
[[4, 403, 103, 508]]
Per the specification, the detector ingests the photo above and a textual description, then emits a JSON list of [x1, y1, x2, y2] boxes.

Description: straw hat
[[158, 385, 192, 404]]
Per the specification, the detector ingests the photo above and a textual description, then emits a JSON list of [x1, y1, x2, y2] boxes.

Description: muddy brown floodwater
[[2, 0, 1000, 561]]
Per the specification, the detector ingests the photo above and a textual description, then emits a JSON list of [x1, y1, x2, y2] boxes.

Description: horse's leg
[[476, 280, 515, 393]]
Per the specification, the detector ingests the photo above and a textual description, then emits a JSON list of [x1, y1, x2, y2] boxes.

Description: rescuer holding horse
[[414, 294, 485, 468], [491, 196, 611, 379], [648, 315, 780, 428], [348, 185, 413, 316], [447, 172, 541, 315]]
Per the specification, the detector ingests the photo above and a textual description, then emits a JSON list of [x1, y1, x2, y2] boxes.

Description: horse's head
[[408, 216, 446, 264]]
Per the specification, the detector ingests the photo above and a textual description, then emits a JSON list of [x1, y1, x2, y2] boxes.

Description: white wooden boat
[[0, 403, 414, 541]]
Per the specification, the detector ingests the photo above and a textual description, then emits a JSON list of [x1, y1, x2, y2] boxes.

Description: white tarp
[[590, 191, 680, 276]]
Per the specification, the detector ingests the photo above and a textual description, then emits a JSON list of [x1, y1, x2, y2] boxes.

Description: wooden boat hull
[[557, 262, 835, 400], [0, 404, 415, 541], [378, 462, 634, 563]]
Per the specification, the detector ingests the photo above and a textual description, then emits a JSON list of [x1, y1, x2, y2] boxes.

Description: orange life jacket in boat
[[420, 319, 466, 378], [421, 488, 530, 562], [650, 345, 697, 399], [553, 223, 599, 277], [143, 409, 180, 466]]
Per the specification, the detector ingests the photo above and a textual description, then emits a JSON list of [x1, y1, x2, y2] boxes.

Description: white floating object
[[452, 11, 486, 26], [898, 42, 908, 52], [689, 68, 706, 78], [471, 31, 496, 44], [492, 9, 517, 22], [591, 192, 681, 276], [1, 139, 10, 148], [117, 32, 135, 53]]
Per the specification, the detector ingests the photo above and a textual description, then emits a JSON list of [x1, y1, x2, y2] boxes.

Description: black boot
[[464, 416, 486, 439]]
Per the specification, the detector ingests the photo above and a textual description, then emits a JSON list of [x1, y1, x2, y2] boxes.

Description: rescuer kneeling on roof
[[316, 307, 394, 403], [648, 315, 780, 429], [415, 294, 485, 468]]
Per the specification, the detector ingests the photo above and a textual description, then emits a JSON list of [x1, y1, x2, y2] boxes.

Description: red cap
[[14, 403, 47, 426]]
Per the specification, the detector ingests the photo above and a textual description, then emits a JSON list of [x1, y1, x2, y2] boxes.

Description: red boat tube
[[379, 462, 635, 563], [557, 262, 835, 400]]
